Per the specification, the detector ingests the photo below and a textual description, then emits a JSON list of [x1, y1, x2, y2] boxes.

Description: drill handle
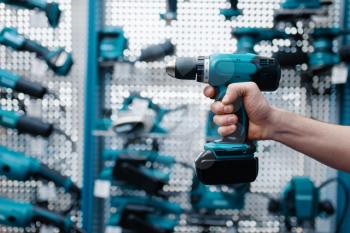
[[214, 85, 248, 143]]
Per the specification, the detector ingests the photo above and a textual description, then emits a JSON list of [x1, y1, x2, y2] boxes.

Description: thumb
[[222, 83, 253, 105]]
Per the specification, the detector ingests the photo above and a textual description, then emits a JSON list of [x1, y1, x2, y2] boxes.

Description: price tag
[[105, 226, 122, 233], [332, 63, 348, 84], [94, 179, 111, 198]]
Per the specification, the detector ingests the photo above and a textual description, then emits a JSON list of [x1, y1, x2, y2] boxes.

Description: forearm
[[267, 108, 350, 173]]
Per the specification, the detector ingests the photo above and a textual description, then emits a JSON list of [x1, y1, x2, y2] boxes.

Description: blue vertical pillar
[[83, 0, 104, 232]]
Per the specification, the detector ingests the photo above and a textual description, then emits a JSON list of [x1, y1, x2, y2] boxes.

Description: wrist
[[262, 107, 284, 140]]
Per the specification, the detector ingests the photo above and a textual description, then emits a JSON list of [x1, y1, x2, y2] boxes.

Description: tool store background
[[0, 0, 349, 232]]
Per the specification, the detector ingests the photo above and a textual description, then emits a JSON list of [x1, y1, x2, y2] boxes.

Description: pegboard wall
[[0, 0, 344, 232], [95, 0, 343, 233], [0, 0, 87, 232]]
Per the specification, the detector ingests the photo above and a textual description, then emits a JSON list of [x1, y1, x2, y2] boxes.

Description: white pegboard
[[0, 0, 87, 232], [102, 0, 341, 233]]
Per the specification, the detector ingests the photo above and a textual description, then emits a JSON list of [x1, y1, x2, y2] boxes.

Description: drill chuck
[[166, 57, 206, 82]]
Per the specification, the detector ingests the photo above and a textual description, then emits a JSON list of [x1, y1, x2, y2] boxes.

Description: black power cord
[[318, 177, 349, 233]]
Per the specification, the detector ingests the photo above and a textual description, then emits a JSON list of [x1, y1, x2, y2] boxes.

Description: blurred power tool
[[160, 0, 177, 24], [191, 176, 248, 211], [98, 29, 174, 64], [273, 45, 309, 68], [108, 196, 180, 233], [0, 0, 61, 28], [0, 69, 49, 98], [0, 146, 80, 196], [0, 197, 82, 232], [111, 92, 186, 137], [100, 149, 174, 196], [0, 108, 53, 137], [99, 26, 128, 62], [0, 69, 65, 110], [274, 0, 332, 23], [268, 176, 335, 231], [138, 40, 175, 62], [0, 27, 73, 76], [220, 0, 241, 20], [0, 108, 76, 150], [305, 28, 350, 76], [166, 53, 281, 184], [232, 27, 288, 53]]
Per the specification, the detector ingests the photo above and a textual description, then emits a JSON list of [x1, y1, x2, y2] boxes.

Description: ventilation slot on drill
[[196, 56, 206, 82], [259, 59, 275, 67]]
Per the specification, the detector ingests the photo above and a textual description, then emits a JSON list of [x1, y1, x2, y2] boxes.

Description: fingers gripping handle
[[214, 85, 248, 143]]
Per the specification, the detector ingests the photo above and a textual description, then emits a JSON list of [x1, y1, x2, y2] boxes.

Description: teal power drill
[[166, 53, 280, 184]]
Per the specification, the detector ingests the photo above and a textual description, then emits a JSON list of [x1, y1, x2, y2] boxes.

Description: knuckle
[[247, 82, 258, 89], [228, 83, 236, 91], [218, 127, 225, 135], [210, 102, 217, 111], [213, 115, 220, 124]]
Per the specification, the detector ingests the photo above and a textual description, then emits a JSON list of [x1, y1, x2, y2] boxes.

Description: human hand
[[203, 82, 277, 140]]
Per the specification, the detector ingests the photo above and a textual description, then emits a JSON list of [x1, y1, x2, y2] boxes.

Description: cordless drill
[[166, 53, 280, 184]]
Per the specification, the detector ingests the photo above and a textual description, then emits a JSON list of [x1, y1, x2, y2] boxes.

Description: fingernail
[[224, 106, 232, 113], [227, 116, 236, 124]]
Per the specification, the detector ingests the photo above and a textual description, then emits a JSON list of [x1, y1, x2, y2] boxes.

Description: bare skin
[[204, 82, 350, 173]]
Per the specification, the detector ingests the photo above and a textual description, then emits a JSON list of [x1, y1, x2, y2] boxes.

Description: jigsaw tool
[[0, 146, 80, 196], [0, 197, 82, 232], [166, 53, 280, 184], [100, 149, 173, 196], [232, 28, 288, 53], [0, 27, 73, 76], [108, 196, 180, 233], [0, 0, 61, 28], [268, 176, 335, 231], [220, 0, 241, 20]]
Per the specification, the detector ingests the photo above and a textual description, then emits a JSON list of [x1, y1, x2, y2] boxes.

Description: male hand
[[204, 82, 276, 140]]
